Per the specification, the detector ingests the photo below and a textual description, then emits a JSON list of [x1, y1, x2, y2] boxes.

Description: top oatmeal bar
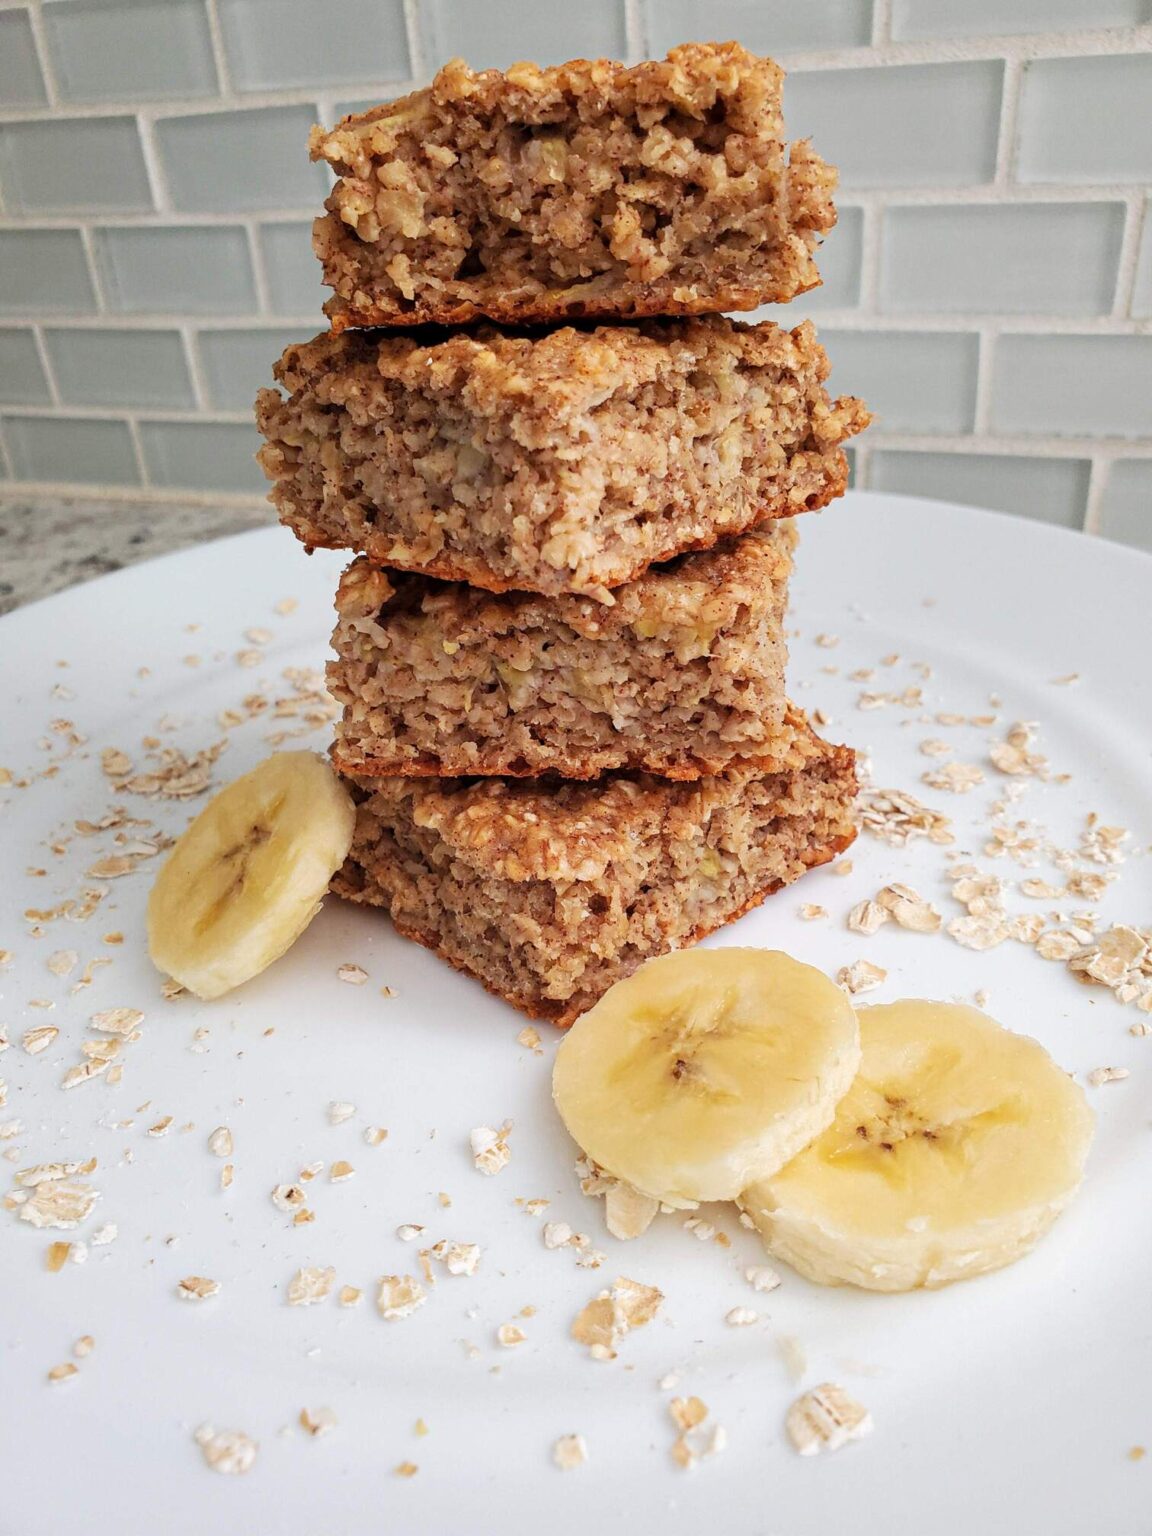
[[310, 42, 837, 330]]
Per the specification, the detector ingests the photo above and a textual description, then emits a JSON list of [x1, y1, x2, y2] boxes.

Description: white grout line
[[623, 0, 647, 63], [1081, 455, 1111, 534], [76, 225, 109, 313], [23, 0, 60, 111], [0, 479, 268, 508], [0, 313, 323, 332], [401, 0, 426, 82], [125, 415, 150, 487], [778, 23, 1151, 73], [0, 207, 330, 231], [0, 403, 255, 424], [29, 323, 62, 407], [993, 55, 1023, 187], [870, 0, 893, 48], [180, 325, 210, 412], [971, 327, 997, 434], [202, 0, 233, 96], [134, 115, 170, 215], [853, 432, 1152, 457], [245, 221, 273, 315], [0, 418, 13, 480], [1111, 194, 1147, 319], [850, 440, 872, 490]]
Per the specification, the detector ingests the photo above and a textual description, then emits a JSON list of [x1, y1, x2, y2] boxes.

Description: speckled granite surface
[[0, 496, 277, 615]]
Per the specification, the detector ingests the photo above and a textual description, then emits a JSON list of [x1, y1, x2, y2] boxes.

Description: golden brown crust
[[322, 266, 824, 334], [309, 43, 836, 329]]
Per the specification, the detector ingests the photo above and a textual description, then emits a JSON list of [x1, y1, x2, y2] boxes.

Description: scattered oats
[[833, 859, 853, 876], [287, 1266, 336, 1306], [46, 1241, 72, 1271], [1087, 1066, 1130, 1087], [847, 899, 889, 936], [395, 1462, 418, 1478], [0, 1119, 22, 1141], [47, 1362, 78, 1385], [22, 1025, 59, 1055], [338, 1285, 362, 1307], [378, 1274, 427, 1320], [923, 761, 985, 794], [73, 1335, 94, 1359], [272, 1183, 306, 1212], [47, 949, 78, 977], [470, 1121, 512, 1175], [91, 1223, 117, 1246], [235, 648, 264, 668], [571, 1277, 663, 1360], [544, 1222, 574, 1250], [1051, 673, 1079, 686], [1132, 1021, 1152, 1037], [799, 903, 827, 921], [328, 1101, 356, 1125], [575, 1246, 608, 1269], [975, 989, 991, 1009], [396, 1224, 424, 1243], [1066, 869, 1113, 900], [726, 1307, 759, 1327], [948, 914, 1009, 951], [299, 1160, 324, 1181], [604, 1181, 660, 1241], [521, 1198, 550, 1216], [682, 1217, 716, 1242], [745, 1265, 782, 1293], [0, 1028, 7, 1052], [245, 627, 273, 646], [919, 739, 950, 758], [177, 1276, 221, 1302], [438, 1192, 451, 1208], [1021, 878, 1064, 899], [815, 633, 839, 648], [364, 1126, 388, 1146], [430, 1241, 481, 1277], [207, 1126, 233, 1159], [516, 1025, 543, 1053], [876, 883, 942, 933], [497, 1323, 526, 1347], [275, 597, 298, 615], [337, 963, 368, 985], [786, 1385, 873, 1456], [669, 1396, 725, 1470], [90, 1008, 143, 1036], [989, 722, 1049, 779], [161, 980, 185, 1000], [101, 748, 133, 780], [27, 999, 55, 1011], [553, 1434, 588, 1470], [1037, 930, 1082, 961], [837, 960, 887, 996], [298, 1406, 337, 1438], [859, 787, 954, 847], [330, 1160, 355, 1183], [103, 932, 124, 946], [106, 1064, 123, 1087], [1007, 914, 1046, 944], [68, 1239, 88, 1266], [81, 1037, 121, 1062], [194, 1424, 258, 1476], [18, 1177, 99, 1230], [86, 855, 138, 880], [62, 1060, 109, 1090], [147, 1116, 173, 1137]]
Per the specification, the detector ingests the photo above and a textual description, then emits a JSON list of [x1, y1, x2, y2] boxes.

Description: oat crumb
[[553, 1433, 588, 1470], [786, 1384, 873, 1456]]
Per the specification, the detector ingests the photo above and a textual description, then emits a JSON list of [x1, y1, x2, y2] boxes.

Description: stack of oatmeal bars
[[255, 42, 869, 1025]]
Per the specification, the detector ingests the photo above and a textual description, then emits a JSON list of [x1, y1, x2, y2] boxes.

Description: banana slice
[[740, 1000, 1094, 1292], [147, 751, 356, 999], [552, 948, 860, 1206]]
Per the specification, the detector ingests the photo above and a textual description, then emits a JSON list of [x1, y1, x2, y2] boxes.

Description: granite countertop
[[0, 496, 277, 615]]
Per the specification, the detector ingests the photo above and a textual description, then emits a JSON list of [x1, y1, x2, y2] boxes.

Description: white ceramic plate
[[1, 491, 1148, 1536]]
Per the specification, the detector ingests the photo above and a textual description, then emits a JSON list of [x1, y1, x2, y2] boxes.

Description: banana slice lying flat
[[148, 751, 356, 999], [740, 1000, 1094, 1292], [552, 948, 860, 1207]]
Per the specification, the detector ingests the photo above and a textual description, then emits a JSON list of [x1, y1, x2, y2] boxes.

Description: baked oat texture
[[309, 43, 837, 330], [255, 315, 868, 600], [332, 711, 858, 1026], [329, 523, 794, 780]]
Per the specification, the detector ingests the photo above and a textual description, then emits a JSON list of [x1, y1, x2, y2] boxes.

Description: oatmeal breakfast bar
[[332, 711, 857, 1025], [329, 523, 795, 780], [309, 43, 837, 330], [256, 316, 867, 600]]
